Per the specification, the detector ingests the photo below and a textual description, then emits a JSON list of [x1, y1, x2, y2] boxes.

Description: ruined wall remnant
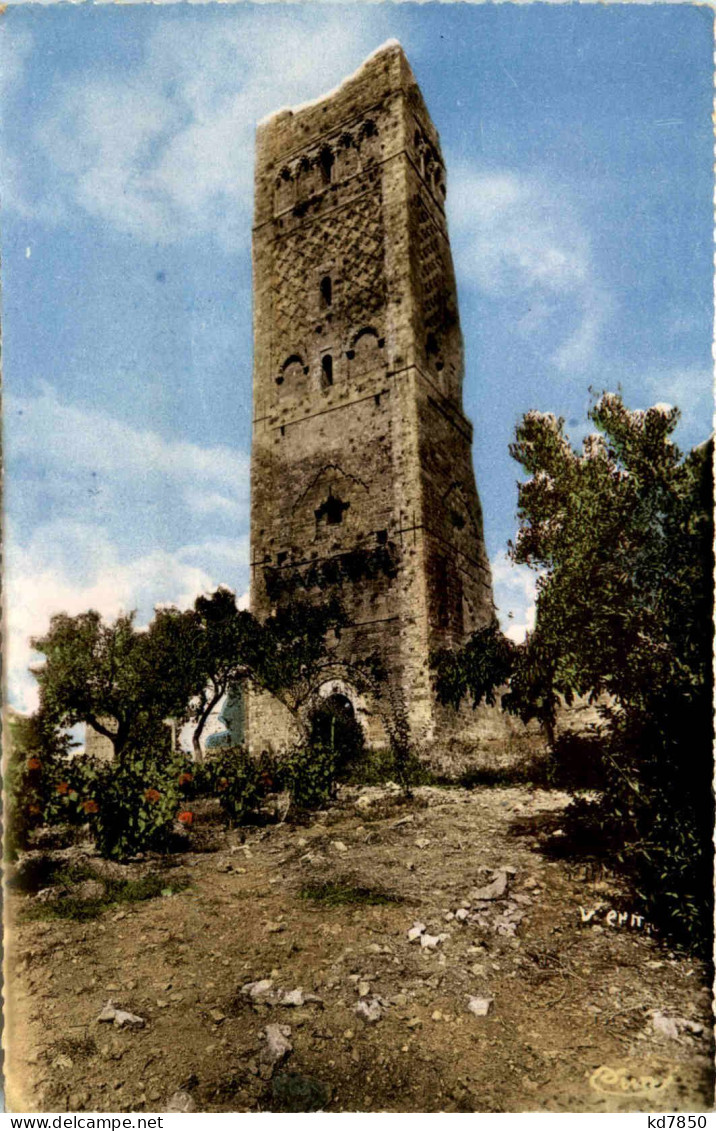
[[247, 41, 503, 766]]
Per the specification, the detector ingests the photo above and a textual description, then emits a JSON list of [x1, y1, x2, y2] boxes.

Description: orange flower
[[177, 810, 193, 825], [143, 788, 161, 803], [28, 803, 42, 816], [178, 772, 193, 786], [81, 799, 99, 814], [218, 777, 229, 791], [26, 757, 41, 771], [56, 781, 70, 795]]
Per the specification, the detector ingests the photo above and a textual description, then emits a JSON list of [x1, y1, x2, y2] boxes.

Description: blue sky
[[3, 2, 713, 712]]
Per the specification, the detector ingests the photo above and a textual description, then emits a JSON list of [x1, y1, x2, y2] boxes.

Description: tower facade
[[248, 41, 496, 758]]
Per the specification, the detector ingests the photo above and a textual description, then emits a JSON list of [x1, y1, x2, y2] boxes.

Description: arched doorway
[[310, 692, 364, 764]]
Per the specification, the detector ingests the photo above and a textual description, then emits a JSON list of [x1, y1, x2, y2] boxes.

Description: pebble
[[263, 1023, 292, 1064], [467, 996, 493, 1017], [166, 1091, 196, 1113], [354, 997, 384, 1023]]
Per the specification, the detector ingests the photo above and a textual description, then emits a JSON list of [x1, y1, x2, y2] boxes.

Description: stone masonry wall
[[247, 42, 508, 768]]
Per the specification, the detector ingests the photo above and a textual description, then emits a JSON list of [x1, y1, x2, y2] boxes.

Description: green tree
[[432, 395, 713, 947], [31, 610, 195, 759]]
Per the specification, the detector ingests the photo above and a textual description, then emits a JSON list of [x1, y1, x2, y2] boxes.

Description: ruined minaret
[[247, 41, 495, 760]]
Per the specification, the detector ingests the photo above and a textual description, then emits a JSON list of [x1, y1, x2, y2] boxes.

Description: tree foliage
[[30, 611, 193, 759], [432, 394, 713, 949]]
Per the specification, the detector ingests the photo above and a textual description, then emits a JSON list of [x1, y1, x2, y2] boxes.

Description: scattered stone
[[470, 871, 509, 901], [652, 1012, 705, 1041], [112, 911, 127, 922], [354, 997, 384, 1023], [242, 979, 274, 1000], [166, 1092, 196, 1113], [266, 921, 285, 934], [652, 1012, 680, 1041], [52, 1054, 73, 1070], [455, 908, 470, 922], [431, 1010, 443, 1021], [407, 922, 426, 942], [415, 838, 430, 849], [357, 981, 371, 998], [332, 841, 348, 853], [263, 1024, 293, 1065], [209, 1009, 226, 1024], [467, 996, 493, 1017], [279, 988, 322, 1008], [420, 933, 448, 950], [406, 1017, 422, 1029], [96, 1001, 145, 1029]]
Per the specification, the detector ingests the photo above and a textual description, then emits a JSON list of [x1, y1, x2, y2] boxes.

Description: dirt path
[[6, 784, 713, 1113]]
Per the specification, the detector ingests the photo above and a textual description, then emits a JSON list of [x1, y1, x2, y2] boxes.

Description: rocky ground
[[5, 783, 714, 1113]]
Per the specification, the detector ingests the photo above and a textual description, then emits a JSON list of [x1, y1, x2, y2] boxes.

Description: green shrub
[[279, 743, 337, 810], [4, 713, 80, 859], [204, 746, 262, 825], [78, 748, 188, 859]]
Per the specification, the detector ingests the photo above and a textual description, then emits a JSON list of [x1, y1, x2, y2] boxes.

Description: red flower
[[81, 799, 99, 814], [177, 810, 193, 825], [178, 772, 193, 786], [143, 788, 161, 803], [26, 757, 41, 772], [260, 772, 274, 791], [218, 777, 229, 791], [56, 781, 70, 795]]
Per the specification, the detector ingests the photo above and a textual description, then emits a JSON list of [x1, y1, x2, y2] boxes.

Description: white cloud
[[6, 523, 250, 714], [7, 383, 249, 520], [491, 553, 538, 644], [643, 365, 713, 437], [29, 14, 383, 247], [448, 167, 611, 373]]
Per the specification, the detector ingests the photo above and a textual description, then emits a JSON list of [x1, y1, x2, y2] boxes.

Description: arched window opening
[[319, 147, 334, 185], [321, 354, 334, 388], [320, 275, 332, 309], [315, 493, 349, 526], [279, 354, 305, 386]]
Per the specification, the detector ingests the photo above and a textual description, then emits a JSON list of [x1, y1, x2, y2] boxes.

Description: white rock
[[467, 996, 493, 1017], [415, 838, 430, 849], [470, 871, 508, 901], [420, 933, 448, 950], [166, 1092, 196, 1113], [113, 1008, 146, 1030], [96, 1000, 145, 1029], [357, 981, 371, 998], [354, 997, 384, 1023], [264, 1023, 292, 1064], [332, 841, 348, 853], [455, 908, 470, 922], [242, 979, 274, 1000], [407, 922, 426, 942], [652, 1012, 680, 1041], [97, 1001, 117, 1023]]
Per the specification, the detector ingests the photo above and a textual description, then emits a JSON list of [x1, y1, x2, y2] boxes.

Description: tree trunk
[[192, 688, 223, 763]]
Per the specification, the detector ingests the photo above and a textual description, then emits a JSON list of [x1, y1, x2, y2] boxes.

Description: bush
[[78, 748, 188, 859], [5, 713, 80, 859], [204, 746, 262, 825], [279, 743, 337, 810]]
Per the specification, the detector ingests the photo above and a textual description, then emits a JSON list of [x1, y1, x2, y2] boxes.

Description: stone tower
[[247, 41, 496, 760]]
